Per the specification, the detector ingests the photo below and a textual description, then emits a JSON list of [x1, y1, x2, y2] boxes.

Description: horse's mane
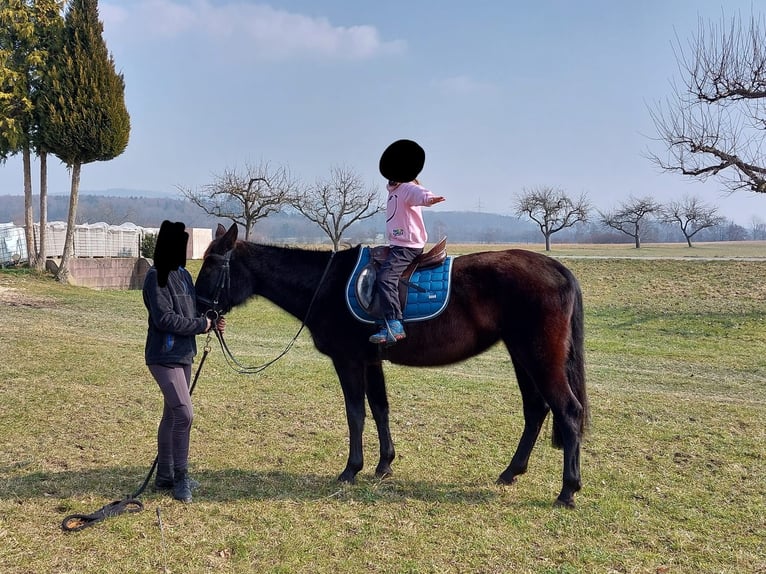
[[234, 241, 358, 261]]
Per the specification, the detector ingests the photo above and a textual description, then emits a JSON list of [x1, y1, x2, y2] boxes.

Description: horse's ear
[[220, 223, 238, 249]]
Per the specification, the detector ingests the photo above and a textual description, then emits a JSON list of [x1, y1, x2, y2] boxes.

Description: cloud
[[432, 75, 499, 96], [100, 0, 405, 60]]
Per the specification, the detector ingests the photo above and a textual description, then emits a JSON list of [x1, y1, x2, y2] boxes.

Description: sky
[[1, 0, 765, 225]]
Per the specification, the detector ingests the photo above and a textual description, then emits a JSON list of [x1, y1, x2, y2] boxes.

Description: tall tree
[[291, 165, 383, 251], [0, 0, 37, 265], [660, 195, 725, 247], [0, 0, 63, 270], [600, 195, 661, 248], [179, 161, 297, 241], [37, 0, 129, 282], [513, 186, 589, 251], [749, 216, 766, 240], [30, 0, 65, 271], [649, 11, 766, 194]]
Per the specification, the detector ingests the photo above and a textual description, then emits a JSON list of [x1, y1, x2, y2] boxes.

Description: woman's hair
[[153, 220, 189, 287]]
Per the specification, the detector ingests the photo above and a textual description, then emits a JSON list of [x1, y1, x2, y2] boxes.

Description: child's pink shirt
[[386, 182, 437, 248]]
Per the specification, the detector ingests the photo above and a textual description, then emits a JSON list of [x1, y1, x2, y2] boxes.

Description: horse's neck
[[240, 244, 333, 319]]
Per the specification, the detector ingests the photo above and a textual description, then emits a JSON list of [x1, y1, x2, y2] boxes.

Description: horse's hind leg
[[497, 359, 550, 486], [549, 394, 584, 509], [525, 361, 584, 508], [365, 362, 396, 478]]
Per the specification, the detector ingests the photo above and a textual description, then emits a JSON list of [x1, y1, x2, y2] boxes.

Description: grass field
[[0, 243, 764, 573]]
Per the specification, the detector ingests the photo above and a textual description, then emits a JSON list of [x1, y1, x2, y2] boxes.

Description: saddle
[[356, 237, 448, 314]]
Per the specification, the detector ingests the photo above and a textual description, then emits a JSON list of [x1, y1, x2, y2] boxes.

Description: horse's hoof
[[337, 471, 356, 484], [553, 497, 576, 509], [374, 467, 393, 479], [496, 474, 518, 486]]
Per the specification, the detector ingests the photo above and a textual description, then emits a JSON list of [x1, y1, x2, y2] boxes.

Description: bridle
[[199, 247, 336, 375], [196, 249, 232, 322]]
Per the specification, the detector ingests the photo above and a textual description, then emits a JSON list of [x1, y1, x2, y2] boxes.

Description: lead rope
[[61, 334, 214, 532]]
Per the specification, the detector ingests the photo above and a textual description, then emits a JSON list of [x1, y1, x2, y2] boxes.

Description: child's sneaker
[[369, 320, 406, 344]]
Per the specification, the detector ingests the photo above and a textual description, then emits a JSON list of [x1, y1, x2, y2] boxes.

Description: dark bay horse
[[195, 223, 589, 507]]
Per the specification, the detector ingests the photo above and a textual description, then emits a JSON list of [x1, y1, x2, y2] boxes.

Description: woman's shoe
[[173, 471, 193, 503]]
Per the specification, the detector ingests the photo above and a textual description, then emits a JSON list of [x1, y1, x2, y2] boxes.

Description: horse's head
[[195, 223, 239, 318]]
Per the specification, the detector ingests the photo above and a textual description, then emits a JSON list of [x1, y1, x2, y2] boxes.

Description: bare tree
[[750, 215, 766, 240], [179, 161, 297, 240], [660, 195, 725, 247], [513, 186, 589, 251], [648, 11, 766, 194], [291, 165, 383, 250], [600, 195, 661, 248]]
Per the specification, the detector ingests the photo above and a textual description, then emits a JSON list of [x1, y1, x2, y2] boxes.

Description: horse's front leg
[[365, 361, 395, 478], [333, 358, 366, 483]]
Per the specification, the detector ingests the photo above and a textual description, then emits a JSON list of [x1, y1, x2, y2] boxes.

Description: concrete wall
[[46, 257, 151, 290]]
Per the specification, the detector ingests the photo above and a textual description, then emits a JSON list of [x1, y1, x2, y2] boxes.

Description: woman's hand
[[216, 316, 226, 334]]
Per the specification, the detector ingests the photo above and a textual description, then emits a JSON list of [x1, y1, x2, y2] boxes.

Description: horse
[[195, 223, 589, 508]]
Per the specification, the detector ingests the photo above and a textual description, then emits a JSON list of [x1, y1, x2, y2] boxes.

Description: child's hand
[[429, 196, 446, 205]]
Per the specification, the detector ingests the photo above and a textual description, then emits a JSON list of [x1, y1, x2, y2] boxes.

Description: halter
[[202, 248, 337, 375]]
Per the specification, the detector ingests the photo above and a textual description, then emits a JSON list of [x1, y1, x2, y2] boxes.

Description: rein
[[206, 249, 336, 375]]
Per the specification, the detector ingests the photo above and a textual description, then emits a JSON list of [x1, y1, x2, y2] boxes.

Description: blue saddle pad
[[345, 247, 453, 324]]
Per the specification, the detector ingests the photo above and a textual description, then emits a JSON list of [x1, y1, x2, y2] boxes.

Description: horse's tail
[[552, 274, 589, 448]]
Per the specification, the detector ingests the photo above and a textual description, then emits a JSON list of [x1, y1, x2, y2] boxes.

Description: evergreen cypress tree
[[38, 0, 129, 282], [30, 0, 65, 270], [0, 0, 65, 269], [0, 0, 39, 266]]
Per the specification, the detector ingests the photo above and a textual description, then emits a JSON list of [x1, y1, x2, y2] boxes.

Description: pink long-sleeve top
[[386, 181, 437, 248]]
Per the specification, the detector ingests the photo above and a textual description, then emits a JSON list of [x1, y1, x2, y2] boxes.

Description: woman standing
[[142, 220, 224, 503]]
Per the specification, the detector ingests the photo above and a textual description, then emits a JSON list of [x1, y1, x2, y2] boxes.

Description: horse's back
[[452, 249, 578, 297]]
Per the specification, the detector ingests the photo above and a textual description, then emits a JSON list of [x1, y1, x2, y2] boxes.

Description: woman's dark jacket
[[142, 267, 207, 365]]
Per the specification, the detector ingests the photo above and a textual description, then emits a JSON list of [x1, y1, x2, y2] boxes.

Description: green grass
[[0, 246, 764, 573]]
